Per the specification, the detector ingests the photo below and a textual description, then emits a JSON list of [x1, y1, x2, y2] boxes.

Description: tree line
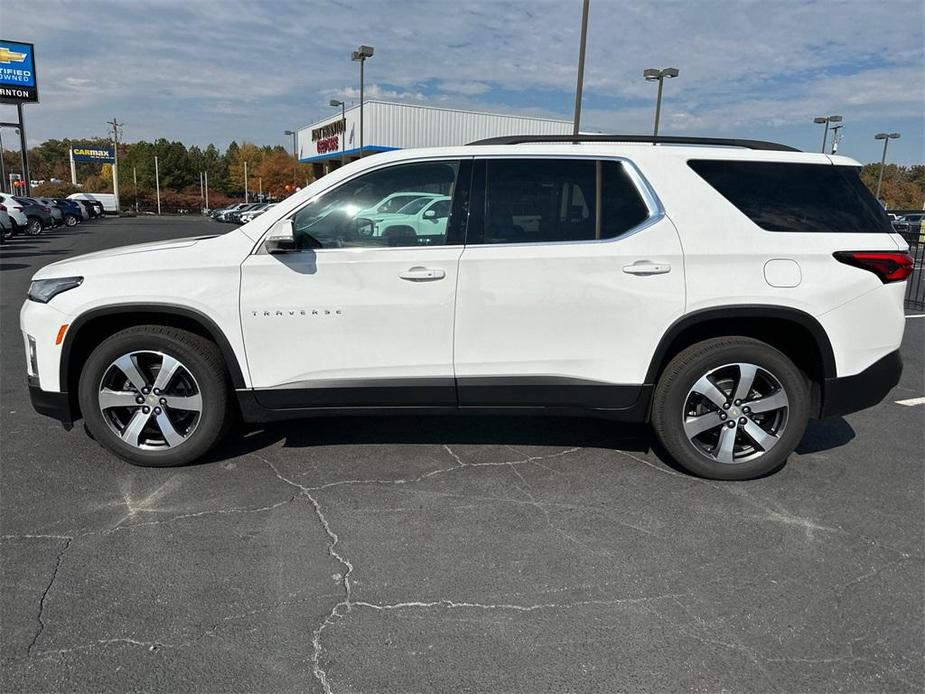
[[2, 138, 923, 211], [1, 138, 316, 211]]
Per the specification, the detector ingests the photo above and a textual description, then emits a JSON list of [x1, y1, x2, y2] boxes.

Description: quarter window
[[478, 159, 649, 245], [688, 160, 892, 233], [291, 161, 460, 249]]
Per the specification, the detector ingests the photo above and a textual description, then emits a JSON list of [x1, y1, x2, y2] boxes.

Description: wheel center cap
[[731, 409, 739, 417], [146, 394, 159, 406]]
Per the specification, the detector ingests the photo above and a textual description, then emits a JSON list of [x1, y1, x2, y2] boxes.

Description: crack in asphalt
[[26, 535, 72, 657]]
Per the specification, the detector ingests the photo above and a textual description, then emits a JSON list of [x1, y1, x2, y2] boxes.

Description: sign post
[[69, 148, 77, 185], [1, 40, 38, 196]]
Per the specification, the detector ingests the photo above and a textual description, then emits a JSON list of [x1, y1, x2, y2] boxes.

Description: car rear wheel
[[27, 217, 43, 236], [78, 326, 232, 467], [651, 337, 809, 480], [64, 214, 79, 227]]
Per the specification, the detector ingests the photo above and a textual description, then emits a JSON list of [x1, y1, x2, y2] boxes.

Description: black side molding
[[820, 350, 902, 418]]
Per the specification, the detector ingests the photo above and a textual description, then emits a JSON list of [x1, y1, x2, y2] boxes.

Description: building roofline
[[299, 99, 572, 132]]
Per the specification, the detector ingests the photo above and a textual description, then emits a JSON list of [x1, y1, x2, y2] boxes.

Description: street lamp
[[813, 115, 842, 153], [874, 132, 901, 202], [284, 129, 297, 186], [351, 45, 374, 158], [643, 67, 679, 139], [330, 99, 347, 167]]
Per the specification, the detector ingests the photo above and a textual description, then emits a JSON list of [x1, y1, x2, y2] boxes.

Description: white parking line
[[895, 397, 925, 407]]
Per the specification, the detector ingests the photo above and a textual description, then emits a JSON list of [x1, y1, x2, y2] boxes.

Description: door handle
[[399, 266, 446, 281], [623, 261, 671, 275]]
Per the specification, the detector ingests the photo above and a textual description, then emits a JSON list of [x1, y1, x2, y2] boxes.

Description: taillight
[[834, 251, 914, 283], [0, 203, 6, 211]]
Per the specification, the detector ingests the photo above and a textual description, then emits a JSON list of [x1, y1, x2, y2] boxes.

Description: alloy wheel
[[28, 219, 42, 235], [682, 362, 789, 464], [98, 350, 203, 450]]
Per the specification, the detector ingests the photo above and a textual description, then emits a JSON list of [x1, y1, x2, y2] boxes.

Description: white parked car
[[21, 135, 911, 479], [0, 193, 28, 232], [359, 195, 452, 243], [68, 192, 118, 214], [239, 203, 276, 224]]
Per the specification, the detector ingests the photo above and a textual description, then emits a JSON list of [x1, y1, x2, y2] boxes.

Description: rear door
[[453, 156, 685, 409]]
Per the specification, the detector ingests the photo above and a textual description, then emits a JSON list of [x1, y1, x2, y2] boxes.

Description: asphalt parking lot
[[1, 217, 923, 693]]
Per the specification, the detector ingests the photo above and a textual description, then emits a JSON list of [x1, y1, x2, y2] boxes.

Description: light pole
[[105, 117, 123, 212], [829, 124, 844, 154], [330, 99, 347, 166], [813, 115, 842, 153], [573, 0, 590, 137], [284, 129, 297, 185], [643, 67, 679, 139], [351, 45, 374, 158], [874, 132, 900, 202]]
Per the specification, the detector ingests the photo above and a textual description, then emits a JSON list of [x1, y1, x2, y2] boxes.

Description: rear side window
[[477, 159, 649, 245], [689, 160, 892, 233]]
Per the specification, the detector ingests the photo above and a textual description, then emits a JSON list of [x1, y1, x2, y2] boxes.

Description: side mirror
[[423, 209, 437, 219], [264, 219, 297, 254]]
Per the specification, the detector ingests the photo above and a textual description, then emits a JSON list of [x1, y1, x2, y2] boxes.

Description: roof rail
[[467, 134, 801, 152]]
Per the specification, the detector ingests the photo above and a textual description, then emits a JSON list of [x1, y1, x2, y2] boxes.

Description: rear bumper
[[820, 350, 902, 418], [28, 377, 73, 430]]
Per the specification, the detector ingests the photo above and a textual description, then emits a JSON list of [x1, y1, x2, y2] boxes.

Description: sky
[[2, 0, 924, 164]]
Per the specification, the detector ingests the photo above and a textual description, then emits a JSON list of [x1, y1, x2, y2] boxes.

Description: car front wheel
[[651, 337, 809, 480], [78, 326, 232, 467], [64, 214, 79, 226]]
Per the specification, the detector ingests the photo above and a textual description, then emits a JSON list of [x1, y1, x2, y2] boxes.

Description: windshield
[[395, 197, 432, 215], [377, 194, 426, 213]]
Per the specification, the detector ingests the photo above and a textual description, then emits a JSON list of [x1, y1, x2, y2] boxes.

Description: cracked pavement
[[2, 218, 923, 692]]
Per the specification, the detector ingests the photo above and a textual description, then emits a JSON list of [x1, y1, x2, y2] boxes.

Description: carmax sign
[[71, 147, 115, 163], [0, 40, 37, 103]]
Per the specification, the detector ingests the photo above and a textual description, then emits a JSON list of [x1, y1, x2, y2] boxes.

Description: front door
[[240, 159, 469, 409], [453, 156, 685, 410]]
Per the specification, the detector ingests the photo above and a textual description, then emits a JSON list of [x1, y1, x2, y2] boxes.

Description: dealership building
[[298, 100, 572, 177]]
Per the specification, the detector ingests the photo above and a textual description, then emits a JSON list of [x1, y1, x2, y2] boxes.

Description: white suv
[[20, 135, 912, 480]]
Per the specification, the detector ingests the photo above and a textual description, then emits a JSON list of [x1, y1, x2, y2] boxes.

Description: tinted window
[[689, 160, 892, 233], [292, 161, 459, 249], [479, 159, 649, 244]]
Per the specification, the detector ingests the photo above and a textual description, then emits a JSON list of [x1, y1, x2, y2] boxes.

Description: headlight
[[27, 276, 84, 304]]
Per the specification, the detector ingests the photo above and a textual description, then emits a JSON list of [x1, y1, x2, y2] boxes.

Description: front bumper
[[820, 350, 902, 418], [28, 376, 73, 430]]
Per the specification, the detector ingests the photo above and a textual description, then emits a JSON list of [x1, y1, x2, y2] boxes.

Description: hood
[[32, 235, 219, 279]]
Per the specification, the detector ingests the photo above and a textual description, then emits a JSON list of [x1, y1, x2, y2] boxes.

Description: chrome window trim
[[255, 153, 665, 254], [470, 154, 666, 248]]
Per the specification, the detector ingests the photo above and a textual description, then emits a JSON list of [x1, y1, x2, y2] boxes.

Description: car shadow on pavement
[[796, 416, 855, 454], [201, 413, 857, 476], [204, 415, 654, 463]]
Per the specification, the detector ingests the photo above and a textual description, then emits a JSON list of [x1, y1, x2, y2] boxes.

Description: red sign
[[316, 136, 339, 154]]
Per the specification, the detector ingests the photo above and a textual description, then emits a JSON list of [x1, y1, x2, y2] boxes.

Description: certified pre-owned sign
[[0, 40, 38, 103]]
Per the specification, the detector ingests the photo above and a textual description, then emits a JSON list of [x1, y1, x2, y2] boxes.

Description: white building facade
[[298, 100, 571, 175]]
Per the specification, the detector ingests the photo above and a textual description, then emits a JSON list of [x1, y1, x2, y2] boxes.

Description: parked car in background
[[68, 192, 117, 214], [33, 197, 68, 227], [0, 193, 29, 234], [230, 203, 267, 224], [210, 203, 249, 222], [0, 206, 12, 242], [893, 213, 924, 241], [12, 197, 54, 235], [240, 203, 276, 224], [52, 198, 85, 226], [359, 195, 452, 243]]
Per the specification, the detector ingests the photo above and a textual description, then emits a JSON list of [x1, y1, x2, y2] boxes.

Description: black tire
[[64, 214, 78, 227], [651, 336, 809, 480], [78, 326, 232, 467], [27, 217, 43, 236], [1, 223, 11, 240]]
